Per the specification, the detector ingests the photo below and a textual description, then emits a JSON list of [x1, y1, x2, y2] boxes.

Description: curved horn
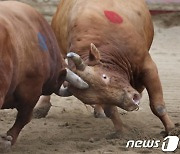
[[58, 86, 72, 97], [65, 68, 89, 89], [67, 52, 86, 71]]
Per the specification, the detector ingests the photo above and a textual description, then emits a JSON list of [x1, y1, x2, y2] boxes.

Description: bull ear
[[89, 43, 101, 62]]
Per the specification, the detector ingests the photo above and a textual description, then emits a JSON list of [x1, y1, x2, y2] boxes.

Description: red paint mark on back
[[104, 10, 123, 24]]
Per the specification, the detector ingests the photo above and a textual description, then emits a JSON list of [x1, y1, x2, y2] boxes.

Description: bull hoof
[[160, 123, 180, 137], [106, 131, 123, 140], [0, 134, 12, 152], [33, 102, 52, 119], [94, 110, 106, 118], [168, 123, 180, 137]]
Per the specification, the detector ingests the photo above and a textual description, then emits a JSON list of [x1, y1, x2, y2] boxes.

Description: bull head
[[65, 43, 141, 111]]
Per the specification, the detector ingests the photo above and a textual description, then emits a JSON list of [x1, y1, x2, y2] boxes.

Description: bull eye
[[102, 74, 110, 84], [102, 74, 107, 79]]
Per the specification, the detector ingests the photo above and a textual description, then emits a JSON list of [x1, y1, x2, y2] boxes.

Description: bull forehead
[[78, 65, 129, 87]]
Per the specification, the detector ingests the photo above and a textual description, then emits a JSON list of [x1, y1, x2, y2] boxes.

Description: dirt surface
[[0, 2, 180, 154]]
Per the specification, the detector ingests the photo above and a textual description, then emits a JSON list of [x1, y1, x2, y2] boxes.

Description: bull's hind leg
[[142, 55, 175, 134]]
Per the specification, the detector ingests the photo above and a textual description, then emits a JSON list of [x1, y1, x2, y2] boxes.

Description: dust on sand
[[0, 13, 180, 154]]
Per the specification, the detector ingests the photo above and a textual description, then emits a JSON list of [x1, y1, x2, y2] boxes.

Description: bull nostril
[[133, 94, 139, 101], [132, 93, 141, 105]]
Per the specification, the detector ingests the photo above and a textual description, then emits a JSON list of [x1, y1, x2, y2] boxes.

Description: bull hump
[[38, 32, 48, 51], [104, 10, 123, 24]]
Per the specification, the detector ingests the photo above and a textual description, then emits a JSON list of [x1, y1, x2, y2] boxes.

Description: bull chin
[[119, 104, 139, 112]]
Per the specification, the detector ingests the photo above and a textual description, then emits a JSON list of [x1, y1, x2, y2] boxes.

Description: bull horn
[[58, 86, 72, 97], [65, 68, 89, 89], [67, 52, 86, 71]]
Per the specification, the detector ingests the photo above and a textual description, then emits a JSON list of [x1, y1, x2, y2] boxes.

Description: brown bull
[[50, 0, 176, 135], [0, 1, 87, 151]]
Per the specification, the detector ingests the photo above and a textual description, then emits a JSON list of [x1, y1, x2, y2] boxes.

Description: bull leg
[[0, 96, 12, 152], [33, 95, 51, 118], [7, 105, 34, 145], [0, 97, 4, 109], [91, 104, 123, 131], [142, 56, 175, 134], [0, 103, 36, 152], [0, 81, 42, 151], [93, 104, 106, 118], [102, 105, 123, 132]]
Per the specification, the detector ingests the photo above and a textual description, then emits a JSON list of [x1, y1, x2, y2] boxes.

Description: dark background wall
[[0, 0, 180, 23], [1, 0, 60, 22]]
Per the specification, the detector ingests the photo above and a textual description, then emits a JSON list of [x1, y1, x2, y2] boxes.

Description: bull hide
[[0, 1, 88, 151], [51, 0, 175, 136]]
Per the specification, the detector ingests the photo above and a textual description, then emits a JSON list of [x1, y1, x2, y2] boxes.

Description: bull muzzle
[[67, 52, 86, 71]]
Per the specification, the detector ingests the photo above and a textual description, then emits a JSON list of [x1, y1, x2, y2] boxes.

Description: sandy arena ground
[[0, 12, 180, 154]]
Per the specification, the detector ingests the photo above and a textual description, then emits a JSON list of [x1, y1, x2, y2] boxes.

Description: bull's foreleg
[[7, 106, 34, 145], [92, 105, 123, 133], [93, 104, 106, 118], [142, 56, 175, 134], [102, 105, 123, 132], [0, 81, 42, 151], [0, 96, 12, 152], [33, 95, 51, 118], [0, 104, 35, 152]]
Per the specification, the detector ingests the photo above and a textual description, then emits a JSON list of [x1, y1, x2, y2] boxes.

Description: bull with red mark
[[50, 0, 176, 135], [0, 1, 88, 151]]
